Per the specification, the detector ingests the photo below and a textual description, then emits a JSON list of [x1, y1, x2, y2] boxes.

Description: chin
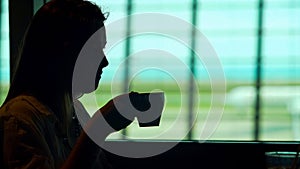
[[78, 83, 99, 95], [95, 73, 102, 89], [75, 73, 102, 95]]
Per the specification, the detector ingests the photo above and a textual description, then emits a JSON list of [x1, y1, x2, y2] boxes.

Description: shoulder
[[0, 96, 59, 169], [0, 95, 57, 125]]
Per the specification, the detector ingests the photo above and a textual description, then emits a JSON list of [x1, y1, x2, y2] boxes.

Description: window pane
[[0, 0, 9, 104], [260, 0, 300, 141], [194, 0, 257, 140]]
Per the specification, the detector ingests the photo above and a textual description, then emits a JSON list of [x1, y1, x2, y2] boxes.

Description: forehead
[[99, 26, 106, 43], [82, 26, 106, 50]]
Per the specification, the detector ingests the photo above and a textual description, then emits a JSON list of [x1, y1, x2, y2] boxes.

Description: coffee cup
[[129, 91, 165, 127]]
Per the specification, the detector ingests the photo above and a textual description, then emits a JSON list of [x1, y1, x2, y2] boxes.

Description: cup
[[130, 91, 165, 127]]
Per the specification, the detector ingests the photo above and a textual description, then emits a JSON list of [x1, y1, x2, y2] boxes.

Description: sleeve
[[3, 114, 55, 169], [73, 100, 114, 169]]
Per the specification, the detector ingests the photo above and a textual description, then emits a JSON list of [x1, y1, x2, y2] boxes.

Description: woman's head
[[8, 0, 108, 101]]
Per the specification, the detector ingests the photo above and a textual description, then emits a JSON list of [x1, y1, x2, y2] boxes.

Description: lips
[[95, 57, 108, 89], [95, 67, 103, 88]]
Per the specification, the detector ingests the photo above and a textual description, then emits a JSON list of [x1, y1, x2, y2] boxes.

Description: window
[[78, 0, 300, 141], [2, 0, 299, 141]]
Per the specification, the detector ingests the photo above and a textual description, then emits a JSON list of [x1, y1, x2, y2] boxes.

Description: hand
[[73, 92, 152, 146], [97, 92, 150, 131]]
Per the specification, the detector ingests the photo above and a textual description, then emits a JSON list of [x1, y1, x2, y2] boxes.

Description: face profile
[[95, 27, 109, 91], [72, 27, 108, 97]]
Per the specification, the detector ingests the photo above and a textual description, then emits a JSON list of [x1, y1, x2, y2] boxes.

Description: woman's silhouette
[[0, 0, 138, 168]]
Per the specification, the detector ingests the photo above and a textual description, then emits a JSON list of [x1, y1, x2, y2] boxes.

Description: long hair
[[4, 0, 107, 136]]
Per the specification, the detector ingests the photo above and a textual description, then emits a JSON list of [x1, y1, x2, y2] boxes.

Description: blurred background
[[1, 0, 299, 141]]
